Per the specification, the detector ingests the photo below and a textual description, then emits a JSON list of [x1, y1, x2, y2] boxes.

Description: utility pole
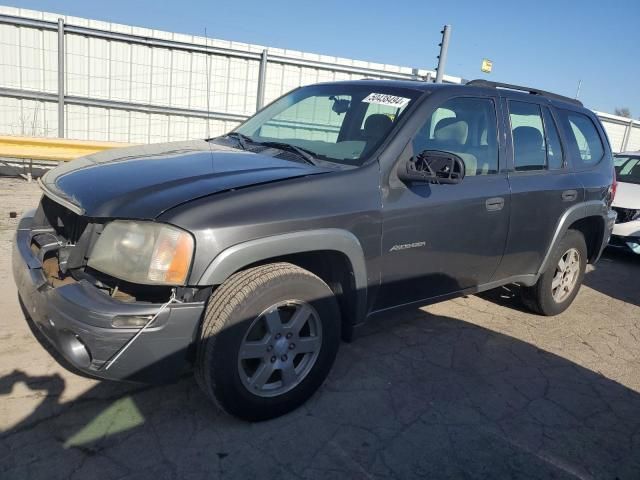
[[435, 25, 451, 84]]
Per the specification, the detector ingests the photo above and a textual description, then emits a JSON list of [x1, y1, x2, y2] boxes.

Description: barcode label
[[362, 93, 411, 108]]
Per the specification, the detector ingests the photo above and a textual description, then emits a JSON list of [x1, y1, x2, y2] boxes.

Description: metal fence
[[593, 112, 640, 153], [1, 5, 639, 152], [0, 6, 452, 145]]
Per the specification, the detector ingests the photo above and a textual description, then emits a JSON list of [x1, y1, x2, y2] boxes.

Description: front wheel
[[522, 229, 587, 316], [195, 262, 341, 421]]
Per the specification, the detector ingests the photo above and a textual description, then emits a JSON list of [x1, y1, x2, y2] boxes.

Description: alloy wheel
[[237, 300, 322, 397], [551, 247, 581, 303]]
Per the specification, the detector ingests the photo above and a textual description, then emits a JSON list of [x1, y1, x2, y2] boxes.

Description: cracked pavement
[[0, 177, 639, 479]]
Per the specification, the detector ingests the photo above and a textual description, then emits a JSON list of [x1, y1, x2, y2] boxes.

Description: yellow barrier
[[0, 135, 134, 162]]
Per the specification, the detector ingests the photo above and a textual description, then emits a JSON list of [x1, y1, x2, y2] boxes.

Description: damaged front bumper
[[12, 211, 205, 383], [610, 214, 640, 254]]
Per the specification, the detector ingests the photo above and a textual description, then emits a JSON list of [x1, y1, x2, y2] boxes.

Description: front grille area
[[612, 207, 638, 224], [39, 195, 88, 244]]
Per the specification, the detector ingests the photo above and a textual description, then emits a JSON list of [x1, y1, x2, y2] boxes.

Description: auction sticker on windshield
[[362, 93, 411, 108]]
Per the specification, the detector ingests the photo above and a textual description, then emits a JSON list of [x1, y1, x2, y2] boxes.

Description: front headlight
[[88, 221, 194, 285]]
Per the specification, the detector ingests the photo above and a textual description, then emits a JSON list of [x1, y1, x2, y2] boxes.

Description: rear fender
[[537, 200, 612, 275]]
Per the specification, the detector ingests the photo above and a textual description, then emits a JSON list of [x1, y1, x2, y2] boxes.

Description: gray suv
[[13, 79, 616, 420]]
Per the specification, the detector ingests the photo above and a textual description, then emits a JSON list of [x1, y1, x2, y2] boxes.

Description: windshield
[[614, 155, 640, 185], [228, 83, 423, 166]]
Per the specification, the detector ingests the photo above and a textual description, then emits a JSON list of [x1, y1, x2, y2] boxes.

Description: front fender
[[197, 229, 368, 322]]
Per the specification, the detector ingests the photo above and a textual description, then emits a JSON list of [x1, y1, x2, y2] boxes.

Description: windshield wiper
[[223, 132, 253, 150], [254, 141, 317, 165], [213, 133, 318, 165]]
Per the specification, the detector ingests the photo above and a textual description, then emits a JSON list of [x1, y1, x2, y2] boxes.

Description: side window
[[509, 101, 547, 171], [561, 111, 605, 166], [413, 97, 498, 176], [542, 108, 564, 169]]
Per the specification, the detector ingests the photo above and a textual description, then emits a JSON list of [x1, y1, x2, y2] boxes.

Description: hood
[[613, 181, 640, 210], [40, 140, 329, 219]]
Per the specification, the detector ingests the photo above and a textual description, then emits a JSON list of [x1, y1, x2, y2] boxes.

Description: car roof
[[616, 151, 640, 157], [313, 79, 586, 110]]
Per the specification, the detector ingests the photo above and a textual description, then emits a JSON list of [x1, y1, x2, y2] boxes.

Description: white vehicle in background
[[610, 152, 640, 254]]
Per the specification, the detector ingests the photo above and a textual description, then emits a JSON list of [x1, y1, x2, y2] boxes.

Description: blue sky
[[10, 0, 640, 115]]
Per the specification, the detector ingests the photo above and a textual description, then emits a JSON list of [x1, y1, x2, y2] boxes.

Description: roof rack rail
[[466, 79, 583, 107]]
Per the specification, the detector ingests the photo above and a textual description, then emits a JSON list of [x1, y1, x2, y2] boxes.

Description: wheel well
[[242, 251, 358, 342], [568, 216, 604, 263]]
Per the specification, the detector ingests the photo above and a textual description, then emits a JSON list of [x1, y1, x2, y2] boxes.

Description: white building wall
[[0, 5, 637, 151], [0, 96, 58, 137], [626, 126, 640, 152], [0, 21, 58, 94], [595, 112, 640, 153], [601, 121, 627, 152], [0, 5, 436, 143]]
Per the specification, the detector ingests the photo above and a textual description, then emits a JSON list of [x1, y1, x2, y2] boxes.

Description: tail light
[[611, 168, 617, 203]]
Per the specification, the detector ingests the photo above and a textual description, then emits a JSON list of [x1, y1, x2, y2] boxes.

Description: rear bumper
[[12, 212, 205, 383]]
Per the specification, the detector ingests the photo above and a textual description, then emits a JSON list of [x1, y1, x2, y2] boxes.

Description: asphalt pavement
[[1, 177, 639, 479]]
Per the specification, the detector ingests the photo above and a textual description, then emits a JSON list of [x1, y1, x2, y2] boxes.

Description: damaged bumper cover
[[12, 211, 205, 383]]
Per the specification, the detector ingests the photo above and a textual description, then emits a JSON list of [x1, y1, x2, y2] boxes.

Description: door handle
[[485, 197, 505, 212], [562, 190, 578, 202]]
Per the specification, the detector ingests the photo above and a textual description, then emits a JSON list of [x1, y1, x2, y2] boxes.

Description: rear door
[[493, 97, 584, 279]]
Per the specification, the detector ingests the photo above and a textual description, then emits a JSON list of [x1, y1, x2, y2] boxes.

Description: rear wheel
[[522, 229, 587, 316], [195, 262, 340, 421]]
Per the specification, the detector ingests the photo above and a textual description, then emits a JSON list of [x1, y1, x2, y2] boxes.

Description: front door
[[374, 95, 510, 311]]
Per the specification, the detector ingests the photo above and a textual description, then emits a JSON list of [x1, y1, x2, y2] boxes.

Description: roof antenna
[[575, 79, 582, 100]]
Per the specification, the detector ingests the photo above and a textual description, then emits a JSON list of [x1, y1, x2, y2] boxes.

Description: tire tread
[[195, 262, 333, 417], [521, 229, 587, 316]]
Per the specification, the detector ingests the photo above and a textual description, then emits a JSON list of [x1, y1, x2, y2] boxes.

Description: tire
[[195, 262, 341, 421], [522, 229, 587, 316]]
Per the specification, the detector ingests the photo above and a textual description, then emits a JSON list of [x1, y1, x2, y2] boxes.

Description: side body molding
[[537, 200, 610, 276], [197, 229, 368, 323]]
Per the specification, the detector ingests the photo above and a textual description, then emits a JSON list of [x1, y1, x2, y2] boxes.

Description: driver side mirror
[[398, 150, 466, 185]]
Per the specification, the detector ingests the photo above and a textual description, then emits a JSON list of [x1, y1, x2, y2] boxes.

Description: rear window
[[509, 101, 547, 171], [559, 110, 605, 167], [508, 101, 564, 171]]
